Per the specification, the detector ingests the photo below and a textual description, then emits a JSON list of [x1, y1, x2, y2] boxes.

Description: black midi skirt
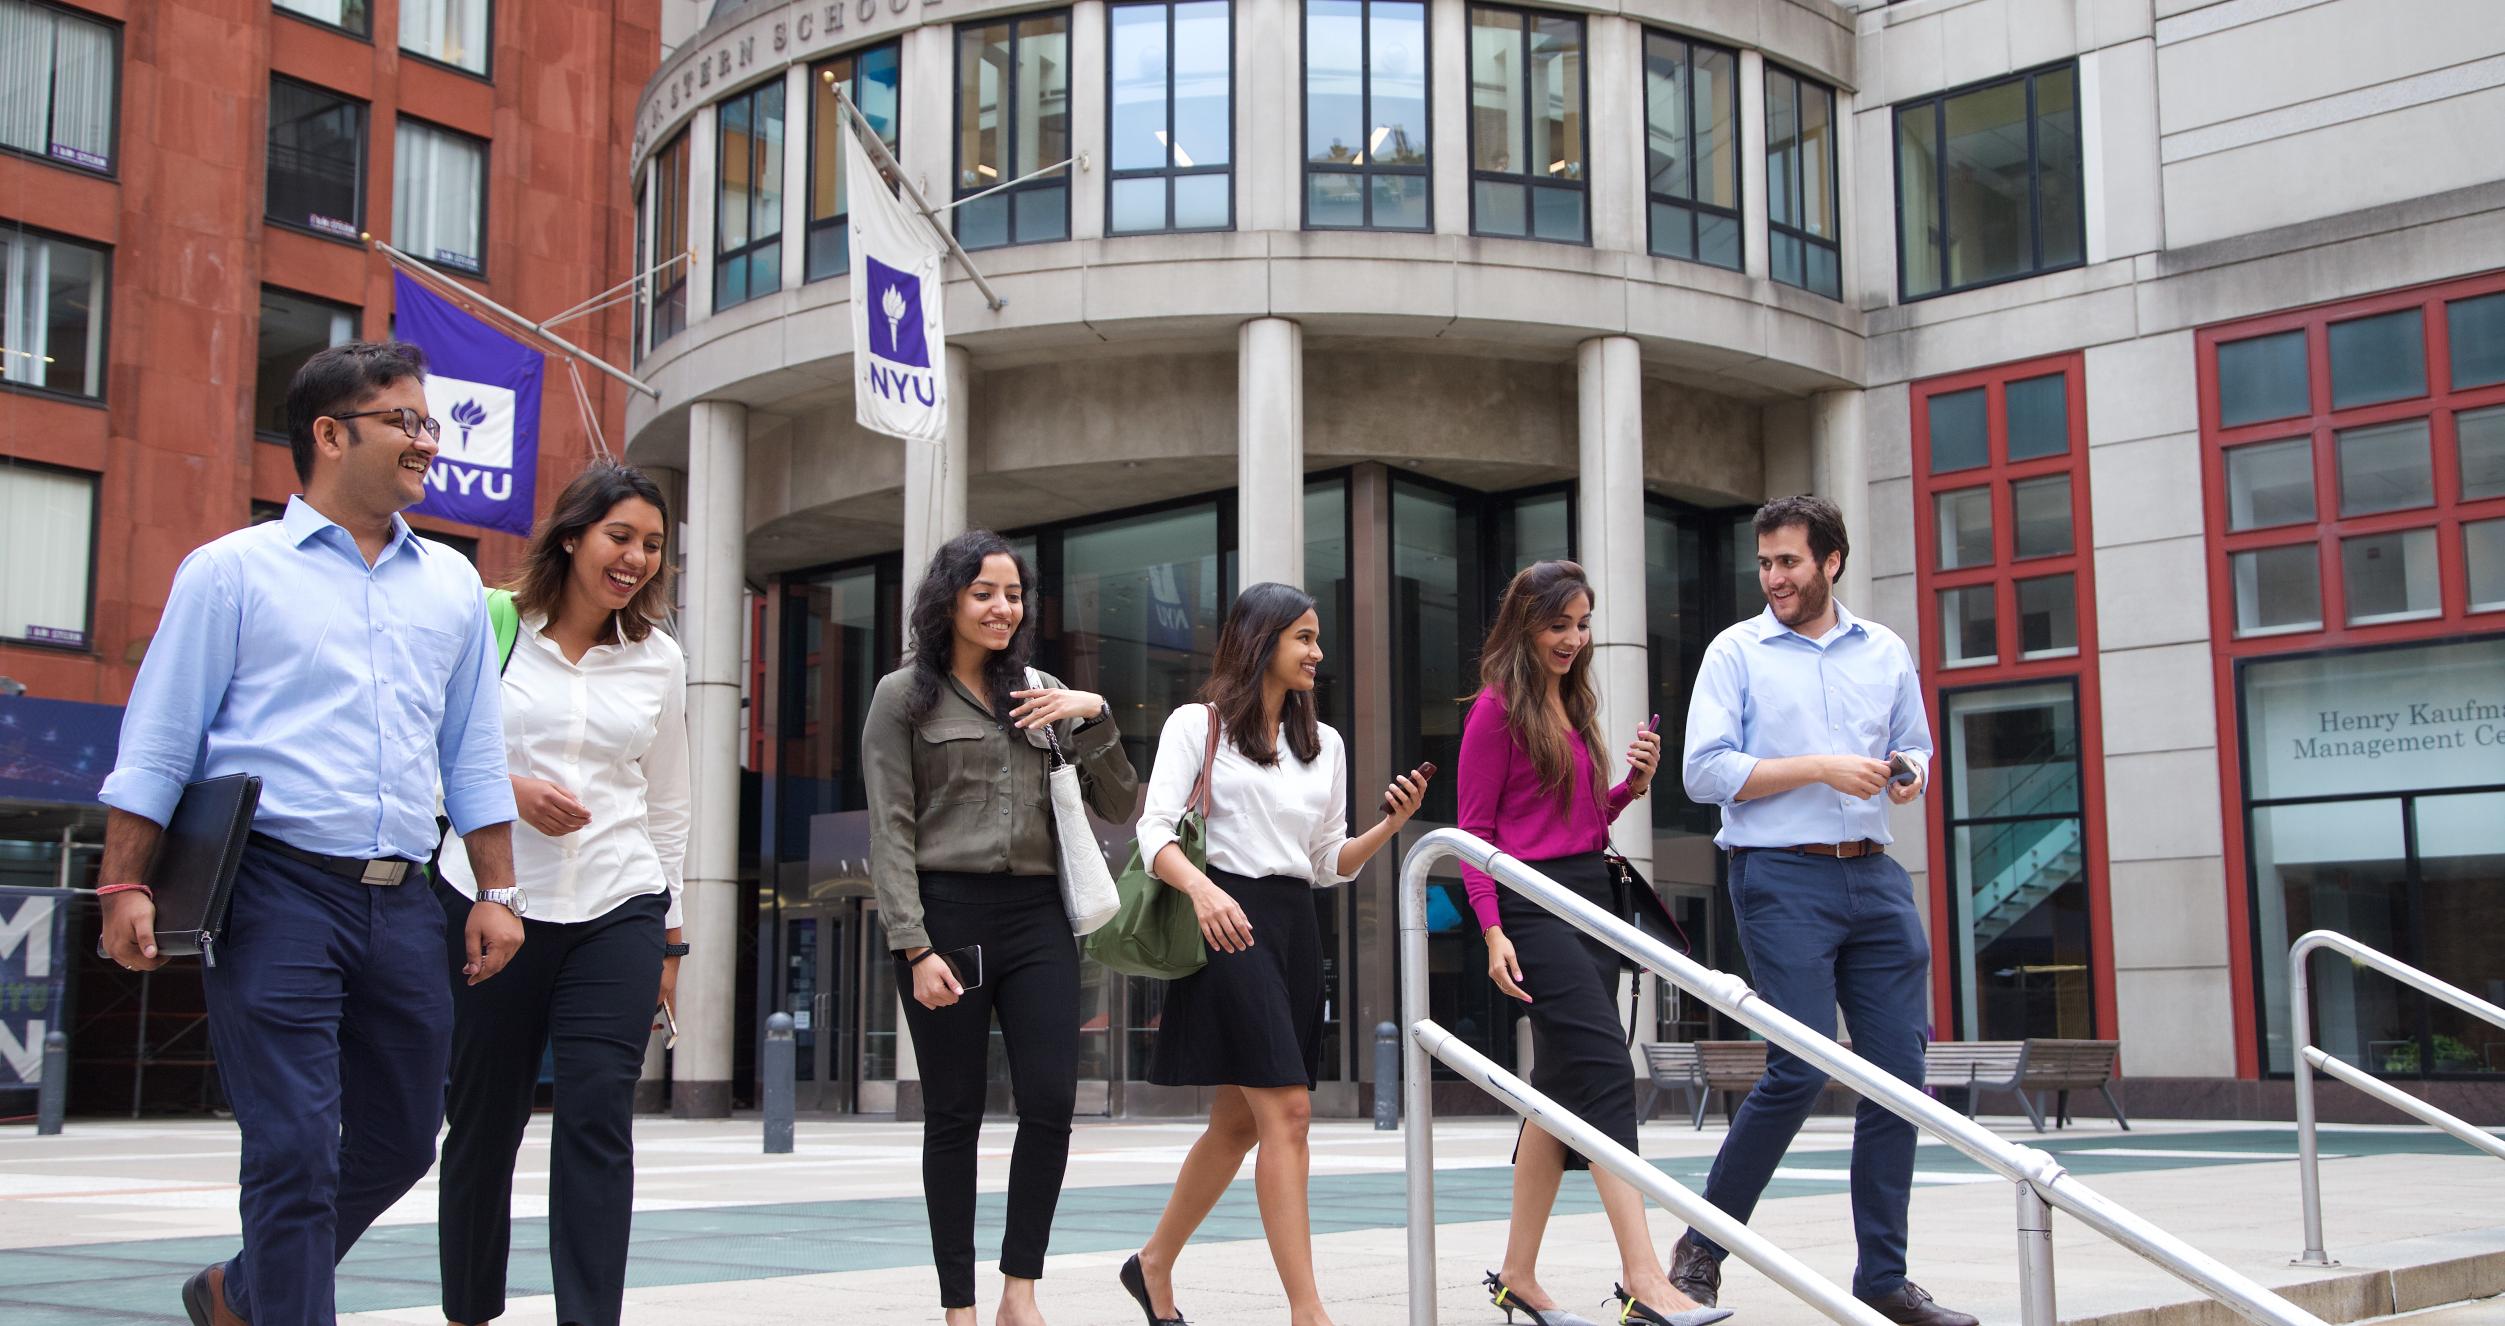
[[1149, 869, 1323, 1089], [1498, 851, 1639, 1170]]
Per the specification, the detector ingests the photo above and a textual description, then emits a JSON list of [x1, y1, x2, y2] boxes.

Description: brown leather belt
[[1741, 839, 1886, 859]]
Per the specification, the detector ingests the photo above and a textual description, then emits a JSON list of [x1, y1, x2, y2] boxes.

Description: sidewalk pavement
[[1, 1113, 2500, 1325]]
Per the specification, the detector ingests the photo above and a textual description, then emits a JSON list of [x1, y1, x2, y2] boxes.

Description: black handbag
[[1603, 847, 1692, 1045]]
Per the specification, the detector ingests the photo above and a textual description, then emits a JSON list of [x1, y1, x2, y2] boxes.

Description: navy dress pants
[[199, 843, 452, 1326], [1692, 847, 1932, 1300]]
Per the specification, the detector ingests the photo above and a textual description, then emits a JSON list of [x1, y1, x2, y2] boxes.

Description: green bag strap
[[485, 588, 520, 674]]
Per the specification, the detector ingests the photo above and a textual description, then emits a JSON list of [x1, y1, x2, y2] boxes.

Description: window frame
[[0, 455, 102, 652], [951, 8, 1077, 251], [649, 130, 691, 347], [253, 284, 359, 442], [1299, 0, 1433, 233], [712, 77, 787, 314], [1463, 3, 1589, 246], [265, 74, 371, 243], [272, 0, 371, 40], [1639, 27, 1742, 272], [805, 40, 904, 283], [1765, 60, 1840, 299], [391, 114, 490, 278], [0, 219, 112, 406], [1892, 61, 2086, 303], [2, 0, 123, 178], [1105, 0, 1236, 236], [397, 0, 493, 82]]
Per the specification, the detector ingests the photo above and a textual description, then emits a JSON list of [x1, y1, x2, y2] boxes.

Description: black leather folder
[[144, 773, 261, 965]]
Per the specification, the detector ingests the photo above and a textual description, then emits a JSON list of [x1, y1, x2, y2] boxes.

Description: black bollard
[[1373, 1021, 1400, 1130], [762, 1012, 794, 1154], [37, 1030, 68, 1136]]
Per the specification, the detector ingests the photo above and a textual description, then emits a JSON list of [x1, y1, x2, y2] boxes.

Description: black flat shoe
[[1611, 1283, 1735, 1326], [1120, 1254, 1187, 1326], [1485, 1270, 1604, 1325]]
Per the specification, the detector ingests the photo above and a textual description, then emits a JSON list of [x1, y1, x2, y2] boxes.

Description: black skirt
[[1498, 851, 1638, 1170], [1149, 869, 1323, 1089]]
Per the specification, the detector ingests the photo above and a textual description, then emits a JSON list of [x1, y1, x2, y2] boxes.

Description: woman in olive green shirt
[[861, 529, 1137, 1326]]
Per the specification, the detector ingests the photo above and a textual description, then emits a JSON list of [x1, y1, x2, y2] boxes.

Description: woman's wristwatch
[[662, 941, 691, 958]]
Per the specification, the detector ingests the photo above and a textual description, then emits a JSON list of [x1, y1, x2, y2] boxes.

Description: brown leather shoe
[[1668, 1232, 1722, 1309], [1860, 1280, 1978, 1326], [180, 1262, 249, 1326]]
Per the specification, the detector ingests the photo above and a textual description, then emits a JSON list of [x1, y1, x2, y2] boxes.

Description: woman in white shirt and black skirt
[[1120, 582, 1432, 1326], [433, 463, 691, 1326]]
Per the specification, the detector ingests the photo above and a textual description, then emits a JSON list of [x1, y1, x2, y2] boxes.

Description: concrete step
[[2068, 1233, 2505, 1326]]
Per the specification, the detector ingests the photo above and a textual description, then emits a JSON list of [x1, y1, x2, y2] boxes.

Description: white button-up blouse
[[1135, 702, 1353, 888]]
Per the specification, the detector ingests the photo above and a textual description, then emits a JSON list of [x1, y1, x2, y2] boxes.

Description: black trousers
[[1500, 853, 1638, 1172], [896, 872, 1080, 1309], [435, 883, 667, 1326]]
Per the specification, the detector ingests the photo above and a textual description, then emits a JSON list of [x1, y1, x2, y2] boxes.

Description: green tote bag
[[1085, 705, 1218, 979]]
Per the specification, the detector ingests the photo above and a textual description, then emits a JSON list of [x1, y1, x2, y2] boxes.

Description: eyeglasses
[[331, 407, 443, 443]]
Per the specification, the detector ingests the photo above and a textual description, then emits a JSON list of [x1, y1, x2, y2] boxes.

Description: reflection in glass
[[956, 14, 1070, 248], [2016, 575, 2076, 657], [2254, 800, 2414, 1074], [2004, 373, 2068, 460], [1929, 386, 1989, 473], [2449, 291, 2505, 390], [1643, 33, 1737, 268], [1935, 486, 1992, 570], [2034, 67, 2083, 270], [2458, 405, 2505, 501], [2470, 519, 2505, 612], [777, 565, 891, 862], [1645, 502, 1719, 839], [1766, 66, 1840, 297], [2225, 437, 2316, 531], [2413, 793, 2505, 1076], [1305, 0, 1428, 229], [2217, 330, 2309, 428], [1941, 79, 2029, 291], [268, 78, 366, 235], [1305, 477, 1351, 1078], [1392, 479, 1475, 826], [1495, 490, 1571, 569], [2011, 474, 2072, 559], [2327, 308, 2427, 410], [714, 82, 786, 310], [2231, 544, 2321, 636], [1109, 1, 1232, 235], [1941, 584, 1996, 666], [807, 44, 902, 280], [255, 288, 357, 437], [2341, 528, 2440, 625], [1944, 682, 2088, 1041], [2336, 418, 2434, 516]]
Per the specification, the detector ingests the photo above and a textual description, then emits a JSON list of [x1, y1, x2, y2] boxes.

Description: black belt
[[250, 832, 416, 886], [1735, 839, 1886, 859]]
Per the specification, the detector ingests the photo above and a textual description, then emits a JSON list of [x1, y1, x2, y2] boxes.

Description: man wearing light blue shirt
[[1668, 496, 1975, 1326], [94, 342, 524, 1326]]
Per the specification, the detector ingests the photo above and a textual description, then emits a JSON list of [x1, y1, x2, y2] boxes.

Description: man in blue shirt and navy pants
[[95, 342, 526, 1326], [1670, 495, 1976, 1326]]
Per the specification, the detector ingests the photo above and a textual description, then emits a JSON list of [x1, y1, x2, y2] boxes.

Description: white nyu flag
[[845, 110, 948, 444]]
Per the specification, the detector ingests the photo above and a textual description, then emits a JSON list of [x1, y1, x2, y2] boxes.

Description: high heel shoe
[[1120, 1254, 1188, 1326], [1484, 1270, 1605, 1326], [1611, 1283, 1736, 1326]]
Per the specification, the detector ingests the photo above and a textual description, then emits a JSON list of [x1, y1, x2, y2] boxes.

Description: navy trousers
[[1693, 847, 1932, 1299], [199, 843, 452, 1326]]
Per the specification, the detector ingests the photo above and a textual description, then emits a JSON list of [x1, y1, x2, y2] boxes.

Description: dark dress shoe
[[181, 1263, 248, 1326], [1669, 1232, 1722, 1309], [1860, 1281, 1977, 1326]]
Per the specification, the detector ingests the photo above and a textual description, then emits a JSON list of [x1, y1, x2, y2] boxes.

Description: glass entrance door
[[781, 906, 851, 1111]]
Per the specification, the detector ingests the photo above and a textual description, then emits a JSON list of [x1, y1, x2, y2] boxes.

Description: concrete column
[[1237, 317, 1305, 588], [1739, 49, 1770, 282], [902, 344, 972, 580], [1586, 16, 1643, 255], [1429, 0, 1468, 235], [1575, 336, 1652, 874], [675, 400, 747, 1117], [1071, 1, 1109, 241], [1808, 387, 1869, 611], [687, 104, 719, 324], [780, 63, 810, 294], [1240, 0, 1298, 231]]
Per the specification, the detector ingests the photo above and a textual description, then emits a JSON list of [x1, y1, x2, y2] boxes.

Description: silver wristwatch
[[480, 886, 529, 917]]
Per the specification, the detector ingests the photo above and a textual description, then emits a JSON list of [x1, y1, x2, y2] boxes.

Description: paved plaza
[[1, 1112, 2500, 1325]]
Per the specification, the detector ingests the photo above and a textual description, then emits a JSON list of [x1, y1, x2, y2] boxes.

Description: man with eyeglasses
[[96, 341, 523, 1326]]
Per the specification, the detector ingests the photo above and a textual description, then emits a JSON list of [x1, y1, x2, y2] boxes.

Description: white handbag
[[1027, 668, 1122, 935]]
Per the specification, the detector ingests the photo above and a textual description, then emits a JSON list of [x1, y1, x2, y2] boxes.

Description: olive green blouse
[[861, 666, 1138, 952]]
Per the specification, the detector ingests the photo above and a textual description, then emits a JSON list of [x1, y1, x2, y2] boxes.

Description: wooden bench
[[1924, 1038, 2127, 1132], [1640, 1042, 1702, 1126], [1693, 1040, 1772, 1129]]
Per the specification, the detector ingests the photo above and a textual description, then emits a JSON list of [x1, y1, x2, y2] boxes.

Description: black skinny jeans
[[897, 872, 1081, 1309]]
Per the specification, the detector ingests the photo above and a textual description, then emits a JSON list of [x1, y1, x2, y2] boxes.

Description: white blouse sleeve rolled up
[[1133, 703, 1212, 874], [1132, 703, 1356, 890]]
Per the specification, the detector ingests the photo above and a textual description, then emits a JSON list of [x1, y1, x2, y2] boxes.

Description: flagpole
[[540, 250, 693, 331], [372, 239, 662, 399], [832, 86, 1008, 312]]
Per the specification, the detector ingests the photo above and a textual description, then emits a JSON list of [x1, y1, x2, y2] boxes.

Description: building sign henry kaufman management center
[[2242, 637, 2505, 801]]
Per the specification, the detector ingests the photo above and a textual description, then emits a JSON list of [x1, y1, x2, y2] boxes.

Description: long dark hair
[[903, 529, 1037, 721], [506, 461, 672, 644], [1473, 560, 1607, 809], [1201, 581, 1321, 766]]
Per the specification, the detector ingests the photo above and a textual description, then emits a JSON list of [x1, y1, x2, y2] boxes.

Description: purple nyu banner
[[393, 270, 543, 537]]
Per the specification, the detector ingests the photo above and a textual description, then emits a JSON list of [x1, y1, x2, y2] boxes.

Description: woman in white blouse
[[1119, 582, 1431, 1326], [433, 463, 690, 1326]]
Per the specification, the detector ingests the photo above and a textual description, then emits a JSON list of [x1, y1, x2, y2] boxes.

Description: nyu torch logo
[[449, 398, 488, 451], [863, 255, 934, 408]]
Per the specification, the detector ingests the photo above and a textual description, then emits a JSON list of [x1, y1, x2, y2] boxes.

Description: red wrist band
[[97, 883, 154, 898]]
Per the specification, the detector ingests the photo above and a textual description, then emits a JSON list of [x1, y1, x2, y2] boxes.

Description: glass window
[[0, 224, 107, 399], [632, 167, 646, 354], [2217, 330, 2310, 427], [393, 118, 485, 275], [1467, 6, 1584, 244], [777, 563, 896, 853], [2254, 799, 2412, 1075], [806, 43, 902, 281], [2457, 404, 2505, 501], [267, 77, 366, 239], [254, 287, 356, 439], [715, 79, 786, 311], [2326, 308, 2426, 410], [2225, 437, 2315, 531], [401, 0, 488, 75], [2448, 291, 2505, 390], [2468, 518, 2505, 612], [1941, 681, 2090, 1041], [1935, 486, 1991, 569], [956, 11, 1072, 249], [1940, 584, 1995, 666], [2231, 544, 2321, 636], [2015, 574, 2076, 657], [2010, 474, 2072, 559], [650, 132, 690, 345], [1765, 65, 1838, 297], [2340, 528, 2440, 625], [1896, 64, 2086, 300], [1642, 30, 1738, 269], [1646, 499, 1732, 841], [1304, 0, 1429, 231], [0, 462, 95, 647], [1927, 386, 1988, 473], [275, 0, 366, 34], [1110, 1, 1232, 235], [2335, 418, 2433, 517], [1, 0, 117, 174], [1056, 502, 1226, 811], [2003, 372, 2068, 461]]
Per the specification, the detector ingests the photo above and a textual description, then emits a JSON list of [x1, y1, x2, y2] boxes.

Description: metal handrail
[[1398, 828, 2324, 1326], [2289, 928, 2505, 1266]]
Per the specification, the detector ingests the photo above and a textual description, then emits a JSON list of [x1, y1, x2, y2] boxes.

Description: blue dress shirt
[[100, 496, 517, 860], [1682, 602, 1934, 850]]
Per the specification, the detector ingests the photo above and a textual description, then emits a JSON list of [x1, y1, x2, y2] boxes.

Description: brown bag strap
[[1188, 703, 1220, 819]]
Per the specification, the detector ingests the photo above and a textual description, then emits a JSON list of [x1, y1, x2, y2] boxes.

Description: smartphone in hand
[[1381, 761, 1438, 814], [1887, 752, 1919, 786]]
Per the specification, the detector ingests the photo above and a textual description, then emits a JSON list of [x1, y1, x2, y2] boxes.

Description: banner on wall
[[0, 887, 70, 1089], [844, 107, 949, 444], [393, 269, 545, 538]]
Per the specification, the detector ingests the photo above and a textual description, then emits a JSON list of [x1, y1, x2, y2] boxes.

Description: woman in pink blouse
[[1461, 561, 1728, 1326]]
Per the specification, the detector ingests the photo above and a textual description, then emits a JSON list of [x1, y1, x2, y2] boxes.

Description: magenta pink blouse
[[1456, 690, 1634, 933]]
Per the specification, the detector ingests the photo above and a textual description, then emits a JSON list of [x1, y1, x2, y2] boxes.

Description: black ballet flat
[[1120, 1254, 1188, 1326], [1612, 1282, 1736, 1326], [1485, 1270, 1604, 1326]]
